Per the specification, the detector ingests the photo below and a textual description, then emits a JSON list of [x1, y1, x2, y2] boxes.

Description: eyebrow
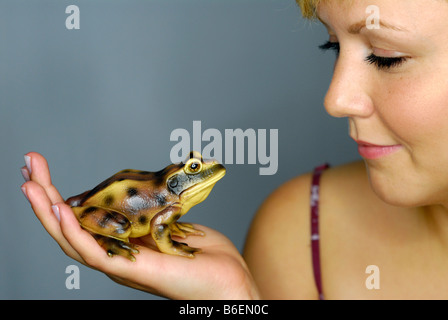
[[347, 19, 409, 34], [318, 16, 409, 34]]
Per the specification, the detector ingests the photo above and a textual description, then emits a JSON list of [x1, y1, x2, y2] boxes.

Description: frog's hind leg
[[70, 206, 139, 261], [93, 234, 139, 262], [65, 190, 92, 207], [71, 206, 132, 239], [170, 222, 205, 238]]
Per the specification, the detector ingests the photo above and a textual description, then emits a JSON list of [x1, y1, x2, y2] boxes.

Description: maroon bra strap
[[310, 163, 329, 300]]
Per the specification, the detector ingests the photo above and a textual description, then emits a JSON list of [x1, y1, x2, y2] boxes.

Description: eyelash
[[318, 41, 407, 70]]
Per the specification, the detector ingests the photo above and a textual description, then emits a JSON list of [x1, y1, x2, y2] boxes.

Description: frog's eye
[[185, 159, 202, 174]]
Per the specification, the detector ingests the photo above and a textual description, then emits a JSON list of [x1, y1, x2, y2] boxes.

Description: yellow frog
[[65, 151, 226, 261]]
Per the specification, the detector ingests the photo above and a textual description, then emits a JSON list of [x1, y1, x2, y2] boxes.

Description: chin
[[371, 186, 420, 208], [366, 166, 428, 208]]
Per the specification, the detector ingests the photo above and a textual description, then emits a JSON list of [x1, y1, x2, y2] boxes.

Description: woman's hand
[[20, 152, 260, 300]]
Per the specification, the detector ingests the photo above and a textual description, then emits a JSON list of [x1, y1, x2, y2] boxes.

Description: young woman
[[21, 0, 448, 299]]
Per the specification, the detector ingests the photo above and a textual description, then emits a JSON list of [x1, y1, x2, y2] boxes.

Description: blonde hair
[[296, 0, 321, 19], [296, 0, 354, 19]]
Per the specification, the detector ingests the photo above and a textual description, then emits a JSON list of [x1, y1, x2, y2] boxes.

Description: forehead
[[317, 0, 447, 35]]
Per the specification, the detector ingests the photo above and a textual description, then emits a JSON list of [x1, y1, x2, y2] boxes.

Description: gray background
[[1, 0, 359, 299]]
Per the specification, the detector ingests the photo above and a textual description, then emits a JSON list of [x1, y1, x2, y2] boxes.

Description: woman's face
[[318, 0, 448, 208]]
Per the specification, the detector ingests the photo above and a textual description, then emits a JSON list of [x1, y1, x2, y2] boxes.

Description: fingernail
[[24, 155, 32, 175], [52, 205, 61, 222], [21, 167, 30, 182], [21, 186, 29, 202]]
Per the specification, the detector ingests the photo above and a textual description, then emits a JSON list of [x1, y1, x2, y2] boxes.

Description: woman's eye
[[364, 54, 407, 70], [318, 41, 340, 56], [319, 40, 408, 71]]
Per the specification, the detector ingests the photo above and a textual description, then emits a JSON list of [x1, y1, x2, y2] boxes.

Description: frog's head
[[166, 151, 226, 212]]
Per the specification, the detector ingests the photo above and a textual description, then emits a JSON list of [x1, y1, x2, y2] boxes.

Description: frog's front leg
[[151, 205, 202, 258], [71, 206, 139, 261], [170, 222, 205, 238]]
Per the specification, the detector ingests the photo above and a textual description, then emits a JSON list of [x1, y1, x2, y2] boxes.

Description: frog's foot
[[170, 222, 205, 238], [169, 240, 202, 258], [152, 224, 202, 258], [93, 234, 139, 262]]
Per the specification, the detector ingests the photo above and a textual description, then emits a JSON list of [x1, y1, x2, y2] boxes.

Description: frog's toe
[[94, 235, 139, 262]]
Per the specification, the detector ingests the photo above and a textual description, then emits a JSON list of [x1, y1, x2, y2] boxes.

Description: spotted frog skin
[[65, 151, 225, 261]]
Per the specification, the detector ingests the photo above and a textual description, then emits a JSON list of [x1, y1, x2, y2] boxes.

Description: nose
[[324, 52, 374, 119]]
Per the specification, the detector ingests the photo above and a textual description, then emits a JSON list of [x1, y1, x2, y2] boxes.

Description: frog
[[65, 151, 226, 261]]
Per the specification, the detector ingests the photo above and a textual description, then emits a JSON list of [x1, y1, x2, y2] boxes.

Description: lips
[[355, 140, 402, 160]]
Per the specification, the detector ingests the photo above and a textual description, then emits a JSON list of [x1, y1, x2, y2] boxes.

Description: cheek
[[372, 72, 448, 205], [358, 8, 448, 205], [377, 73, 448, 149]]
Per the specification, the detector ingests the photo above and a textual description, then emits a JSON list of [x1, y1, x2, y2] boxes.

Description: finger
[[24, 152, 64, 204], [21, 166, 30, 182], [25, 180, 62, 237], [24, 181, 84, 263]]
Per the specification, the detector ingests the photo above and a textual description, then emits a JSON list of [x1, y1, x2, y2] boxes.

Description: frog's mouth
[[179, 164, 226, 210]]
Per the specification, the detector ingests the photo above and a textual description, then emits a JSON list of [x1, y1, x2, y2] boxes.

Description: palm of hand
[[21, 152, 258, 300]]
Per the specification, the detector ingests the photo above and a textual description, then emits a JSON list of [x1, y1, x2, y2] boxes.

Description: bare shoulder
[[243, 165, 315, 299], [320, 160, 371, 204], [243, 160, 369, 299]]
